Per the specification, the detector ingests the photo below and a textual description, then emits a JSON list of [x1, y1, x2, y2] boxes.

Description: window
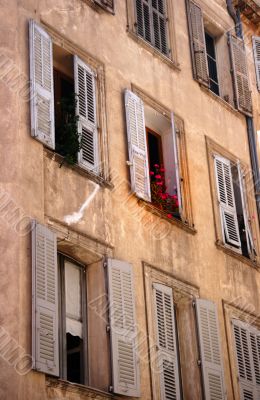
[[144, 264, 226, 400], [207, 138, 258, 262], [59, 256, 87, 384], [186, 0, 252, 115], [205, 32, 219, 96], [29, 20, 109, 178], [93, 0, 114, 13], [124, 88, 193, 226], [135, 0, 169, 56], [253, 36, 260, 91], [232, 320, 260, 399], [31, 221, 141, 397]]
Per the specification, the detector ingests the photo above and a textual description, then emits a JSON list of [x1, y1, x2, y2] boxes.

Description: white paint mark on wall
[[64, 183, 100, 225]]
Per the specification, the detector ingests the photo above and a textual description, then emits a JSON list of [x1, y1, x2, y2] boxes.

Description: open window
[[29, 20, 104, 176], [124, 90, 184, 221], [205, 32, 219, 96]]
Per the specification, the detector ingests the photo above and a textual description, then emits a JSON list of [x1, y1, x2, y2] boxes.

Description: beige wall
[[0, 0, 260, 399]]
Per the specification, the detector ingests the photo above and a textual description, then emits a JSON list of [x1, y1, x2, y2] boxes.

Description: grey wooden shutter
[[171, 113, 182, 215], [29, 20, 55, 149], [94, 0, 114, 13], [214, 155, 241, 249], [237, 162, 256, 260], [74, 56, 99, 173], [253, 37, 260, 91], [232, 319, 257, 400], [151, 0, 168, 55], [125, 90, 151, 202], [195, 299, 226, 400], [107, 259, 140, 397], [32, 220, 59, 376], [153, 283, 181, 400], [135, 0, 152, 45], [228, 33, 252, 115], [186, 0, 209, 86]]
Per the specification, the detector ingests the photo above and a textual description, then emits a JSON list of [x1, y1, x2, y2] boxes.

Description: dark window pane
[[66, 333, 84, 384]]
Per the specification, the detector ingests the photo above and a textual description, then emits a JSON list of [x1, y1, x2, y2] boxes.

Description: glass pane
[[65, 260, 81, 320]]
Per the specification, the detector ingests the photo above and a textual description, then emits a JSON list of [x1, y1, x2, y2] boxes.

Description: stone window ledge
[[44, 148, 114, 190], [216, 240, 260, 270], [200, 84, 241, 117]]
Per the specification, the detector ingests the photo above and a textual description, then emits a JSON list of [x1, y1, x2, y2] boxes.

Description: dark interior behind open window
[[205, 32, 219, 96]]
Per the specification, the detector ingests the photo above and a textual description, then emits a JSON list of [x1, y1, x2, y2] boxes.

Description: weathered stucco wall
[[0, 0, 260, 399]]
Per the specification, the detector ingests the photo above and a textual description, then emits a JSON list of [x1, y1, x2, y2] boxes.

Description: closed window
[[124, 88, 193, 227], [232, 320, 260, 399], [31, 221, 141, 397], [135, 0, 169, 56], [29, 20, 109, 179]]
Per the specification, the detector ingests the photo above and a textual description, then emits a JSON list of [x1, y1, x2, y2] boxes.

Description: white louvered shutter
[[195, 299, 226, 400], [171, 113, 182, 215], [29, 20, 55, 148], [125, 90, 151, 202], [232, 320, 257, 400], [153, 283, 181, 400], [237, 162, 256, 260], [107, 259, 140, 397], [253, 37, 260, 91], [214, 156, 241, 248], [186, 0, 209, 86], [31, 221, 59, 376], [74, 56, 99, 173], [228, 33, 252, 115]]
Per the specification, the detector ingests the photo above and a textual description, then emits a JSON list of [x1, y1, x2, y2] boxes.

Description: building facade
[[0, 0, 260, 399]]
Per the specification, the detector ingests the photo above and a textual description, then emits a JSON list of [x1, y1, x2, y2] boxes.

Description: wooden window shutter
[[94, 0, 114, 13], [124, 90, 151, 202], [195, 299, 226, 400], [107, 259, 140, 397], [253, 36, 260, 91], [151, 0, 168, 56], [237, 162, 257, 260], [171, 113, 182, 215], [228, 33, 252, 115], [214, 155, 241, 249], [74, 56, 99, 173], [153, 283, 181, 400], [135, 0, 152, 44], [232, 319, 258, 399], [29, 20, 55, 149], [186, 0, 209, 87], [31, 220, 59, 377]]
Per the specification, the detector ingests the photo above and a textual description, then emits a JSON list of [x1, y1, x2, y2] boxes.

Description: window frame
[[206, 136, 259, 266], [204, 31, 220, 96], [131, 84, 194, 230], [58, 254, 88, 385], [31, 22, 110, 183], [126, 0, 179, 69]]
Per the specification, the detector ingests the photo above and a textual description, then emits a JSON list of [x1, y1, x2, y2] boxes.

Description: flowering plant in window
[[150, 164, 179, 219]]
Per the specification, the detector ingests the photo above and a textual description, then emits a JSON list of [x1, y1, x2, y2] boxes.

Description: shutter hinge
[[109, 385, 113, 393], [126, 160, 133, 166], [192, 300, 196, 307], [106, 325, 110, 333], [197, 359, 202, 367], [103, 260, 108, 268]]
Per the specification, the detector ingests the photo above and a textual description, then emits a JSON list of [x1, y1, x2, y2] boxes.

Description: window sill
[[46, 377, 114, 399], [138, 199, 196, 235], [127, 30, 180, 72], [216, 240, 260, 269], [44, 148, 114, 190], [200, 84, 241, 118]]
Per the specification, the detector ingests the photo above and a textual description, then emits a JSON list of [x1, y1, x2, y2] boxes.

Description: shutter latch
[[126, 161, 133, 166], [197, 359, 202, 367]]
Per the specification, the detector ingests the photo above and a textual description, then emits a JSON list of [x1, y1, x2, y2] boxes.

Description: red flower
[[154, 164, 159, 168], [156, 182, 163, 186], [167, 214, 173, 219], [175, 201, 179, 207], [150, 171, 154, 175], [171, 195, 178, 199], [160, 168, 165, 172], [161, 194, 167, 200], [155, 174, 162, 179]]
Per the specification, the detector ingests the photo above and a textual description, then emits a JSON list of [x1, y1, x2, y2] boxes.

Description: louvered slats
[[74, 56, 98, 172], [214, 156, 241, 248], [186, 1, 209, 86], [125, 90, 151, 202], [29, 20, 55, 148], [94, 0, 114, 13], [153, 283, 181, 400], [135, 0, 168, 56], [253, 37, 260, 91], [232, 320, 260, 400], [108, 259, 140, 397], [196, 300, 225, 400], [32, 221, 59, 377], [228, 34, 252, 115]]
